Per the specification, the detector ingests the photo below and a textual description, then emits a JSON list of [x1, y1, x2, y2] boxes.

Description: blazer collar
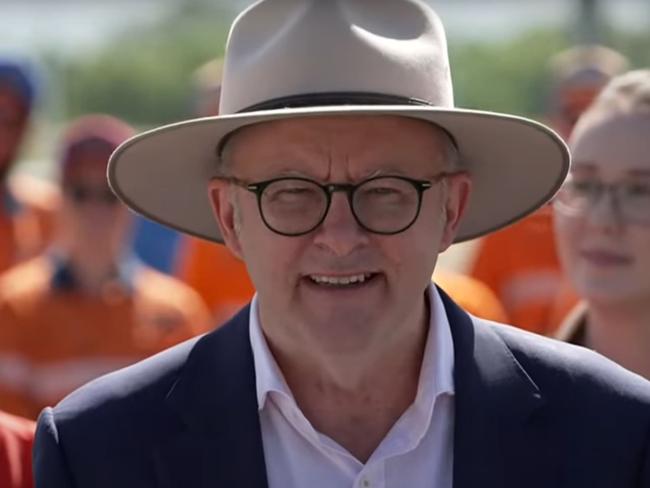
[[441, 288, 556, 488], [155, 291, 553, 488]]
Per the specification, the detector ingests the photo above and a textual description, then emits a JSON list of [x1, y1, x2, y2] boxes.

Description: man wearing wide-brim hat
[[34, 1, 650, 487]]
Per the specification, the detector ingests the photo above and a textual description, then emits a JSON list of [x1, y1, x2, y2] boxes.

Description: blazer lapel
[[440, 289, 559, 488], [152, 306, 268, 488]]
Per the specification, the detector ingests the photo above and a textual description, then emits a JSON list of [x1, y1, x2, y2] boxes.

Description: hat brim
[[108, 105, 569, 243]]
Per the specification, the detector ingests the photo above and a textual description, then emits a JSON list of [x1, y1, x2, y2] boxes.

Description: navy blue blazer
[[34, 290, 650, 487]]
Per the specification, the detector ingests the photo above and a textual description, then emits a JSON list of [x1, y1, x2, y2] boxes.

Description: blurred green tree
[[58, 2, 232, 127], [48, 4, 649, 127]]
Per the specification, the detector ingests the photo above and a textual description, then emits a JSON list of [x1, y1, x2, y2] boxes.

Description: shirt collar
[[48, 249, 142, 294], [249, 283, 455, 412]]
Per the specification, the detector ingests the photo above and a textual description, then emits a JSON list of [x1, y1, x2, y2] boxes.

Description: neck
[[586, 299, 650, 380], [265, 295, 430, 462], [59, 243, 124, 294]]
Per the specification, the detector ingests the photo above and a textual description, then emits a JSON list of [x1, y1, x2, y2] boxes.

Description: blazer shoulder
[[479, 317, 650, 408], [52, 334, 202, 424]]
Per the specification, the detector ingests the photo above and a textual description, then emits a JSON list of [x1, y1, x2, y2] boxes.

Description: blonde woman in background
[[554, 70, 650, 380]]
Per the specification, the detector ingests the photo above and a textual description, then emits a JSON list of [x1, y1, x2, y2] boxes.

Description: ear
[[207, 178, 244, 259], [438, 172, 472, 252]]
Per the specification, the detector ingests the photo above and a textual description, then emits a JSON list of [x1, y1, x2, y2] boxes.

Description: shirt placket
[[355, 460, 385, 488]]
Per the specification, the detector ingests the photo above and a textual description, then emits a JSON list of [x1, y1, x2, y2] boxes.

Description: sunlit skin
[[555, 113, 650, 305], [0, 86, 29, 181], [554, 111, 650, 378], [57, 149, 132, 294], [209, 115, 471, 461]]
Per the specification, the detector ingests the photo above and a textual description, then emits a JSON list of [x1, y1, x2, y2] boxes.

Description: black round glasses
[[222, 173, 455, 236]]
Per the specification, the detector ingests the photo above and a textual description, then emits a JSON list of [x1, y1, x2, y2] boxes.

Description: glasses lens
[[555, 176, 650, 226], [353, 177, 420, 233], [260, 179, 327, 234], [620, 180, 650, 225]]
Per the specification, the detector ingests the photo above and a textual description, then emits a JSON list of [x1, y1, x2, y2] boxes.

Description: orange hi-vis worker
[[0, 114, 211, 419], [0, 254, 209, 419], [0, 175, 58, 273], [176, 237, 254, 324], [434, 269, 508, 323], [0, 410, 34, 488], [0, 59, 57, 273], [468, 205, 561, 333]]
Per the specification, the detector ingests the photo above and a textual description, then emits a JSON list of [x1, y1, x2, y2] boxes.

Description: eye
[[264, 180, 321, 204], [569, 179, 601, 196], [622, 183, 650, 201], [366, 187, 402, 195]]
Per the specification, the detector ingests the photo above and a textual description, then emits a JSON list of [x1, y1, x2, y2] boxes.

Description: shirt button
[[362, 480, 370, 487]]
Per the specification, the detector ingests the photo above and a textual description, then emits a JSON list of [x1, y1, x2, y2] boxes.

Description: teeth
[[309, 273, 373, 286]]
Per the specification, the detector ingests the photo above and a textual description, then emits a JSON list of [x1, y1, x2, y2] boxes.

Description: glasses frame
[[554, 176, 650, 227], [222, 173, 456, 236]]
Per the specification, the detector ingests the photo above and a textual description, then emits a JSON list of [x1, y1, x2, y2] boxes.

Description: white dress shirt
[[249, 284, 455, 488]]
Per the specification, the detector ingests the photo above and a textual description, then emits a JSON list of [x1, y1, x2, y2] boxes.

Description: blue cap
[[0, 58, 40, 110]]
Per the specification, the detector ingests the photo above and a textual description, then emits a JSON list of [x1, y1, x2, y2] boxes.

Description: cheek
[[628, 228, 650, 280], [553, 213, 583, 267], [377, 227, 438, 286], [238, 219, 307, 291]]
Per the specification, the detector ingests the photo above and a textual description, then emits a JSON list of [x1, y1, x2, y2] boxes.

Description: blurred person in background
[[0, 410, 34, 488], [467, 45, 629, 334], [0, 114, 210, 419], [175, 57, 256, 324], [0, 58, 58, 273], [433, 269, 508, 323], [554, 70, 650, 380]]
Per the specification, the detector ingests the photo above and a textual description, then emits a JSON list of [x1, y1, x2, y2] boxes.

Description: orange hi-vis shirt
[[434, 270, 509, 323], [0, 410, 34, 488], [469, 206, 563, 335], [0, 254, 211, 419], [0, 175, 58, 273], [176, 237, 254, 324]]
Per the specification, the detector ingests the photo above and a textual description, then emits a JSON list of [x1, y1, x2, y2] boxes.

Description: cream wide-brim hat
[[109, 0, 570, 244]]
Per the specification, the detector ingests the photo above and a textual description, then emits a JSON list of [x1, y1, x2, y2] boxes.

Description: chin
[[302, 310, 380, 350]]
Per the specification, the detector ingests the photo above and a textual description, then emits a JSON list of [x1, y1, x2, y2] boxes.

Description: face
[[554, 112, 650, 306], [209, 116, 471, 355], [60, 147, 131, 258], [0, 86, 29, 178]]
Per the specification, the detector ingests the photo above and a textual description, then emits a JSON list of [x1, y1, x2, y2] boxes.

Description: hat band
[[238, 92, 434, 113]]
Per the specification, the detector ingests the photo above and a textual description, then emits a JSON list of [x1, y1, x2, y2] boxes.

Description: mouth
[[580, 249, 634, 267], [304, 272, 380, 288]]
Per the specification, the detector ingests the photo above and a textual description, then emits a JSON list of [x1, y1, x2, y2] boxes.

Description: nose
[[586, 188, 624, 235], [312, 192, 370, 256]]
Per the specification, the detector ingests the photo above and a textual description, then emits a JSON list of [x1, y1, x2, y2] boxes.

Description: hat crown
[[220, 0, 454, 114]]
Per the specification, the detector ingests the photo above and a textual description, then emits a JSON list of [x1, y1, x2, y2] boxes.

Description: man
[[0, 59, 58, 273], [0, 410, 34, 488], [35, 2, 650, 487], [0, 115, 210, 419]]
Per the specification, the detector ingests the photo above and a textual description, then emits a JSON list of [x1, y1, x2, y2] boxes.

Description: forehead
[[224, 115, 449, 176], [570, 112, 650, 175], [63, 147, 112, 183]]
